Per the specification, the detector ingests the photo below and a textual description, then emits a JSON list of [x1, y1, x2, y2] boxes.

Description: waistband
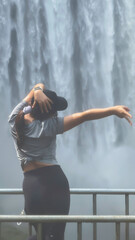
[[23, 164, 61, 176]]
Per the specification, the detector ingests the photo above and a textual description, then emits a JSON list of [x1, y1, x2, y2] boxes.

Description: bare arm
[[64, 105, 132, 132], [24, 83, 52, 113]]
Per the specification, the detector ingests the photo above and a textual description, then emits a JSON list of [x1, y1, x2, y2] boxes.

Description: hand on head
[[32, 90, 53, 113]]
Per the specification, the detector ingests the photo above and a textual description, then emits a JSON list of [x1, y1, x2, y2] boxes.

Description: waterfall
[[0, 0, 135, 172], [1, 0, 135, 239], [0, 0, 135, 181], [0, 0, 135, 214]]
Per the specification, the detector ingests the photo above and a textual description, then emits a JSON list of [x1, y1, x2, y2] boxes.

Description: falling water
[[1, 0, 135, 239]]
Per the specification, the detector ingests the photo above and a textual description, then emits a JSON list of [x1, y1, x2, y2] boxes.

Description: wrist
[[33, 86, 44, 92], [33, 83, 45, 91], [108, 106, 116, 116]]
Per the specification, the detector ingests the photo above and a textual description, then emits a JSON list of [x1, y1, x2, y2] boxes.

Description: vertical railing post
[[77, 222, 82, 240], [0, 222, 1, 240], [116, 223, 120, 240], [29, 223, 32, 236], [37, 223, 42, 240], [125, 194, 129, 240], [93, 194, 97, 240]]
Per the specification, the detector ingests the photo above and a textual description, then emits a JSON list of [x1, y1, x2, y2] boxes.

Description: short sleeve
[[8, 100, 28, 127], [41, 116, 64, 136]]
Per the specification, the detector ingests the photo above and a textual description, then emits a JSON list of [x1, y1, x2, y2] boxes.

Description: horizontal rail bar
[[0, 189, 23, 194], [71, 189, 135, 195], [1, 215, 135, 223], [1, 188, 135, 195]]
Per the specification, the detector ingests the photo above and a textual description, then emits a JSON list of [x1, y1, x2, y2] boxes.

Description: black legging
[[23, 165, 70, 240]]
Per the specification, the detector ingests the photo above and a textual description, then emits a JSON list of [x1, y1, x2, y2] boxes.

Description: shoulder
[[8, 100, 28, 124], [8, 100, 28, 129]]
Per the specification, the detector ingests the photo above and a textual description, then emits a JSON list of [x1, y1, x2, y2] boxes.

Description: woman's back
[[8, 99, 64, 168]]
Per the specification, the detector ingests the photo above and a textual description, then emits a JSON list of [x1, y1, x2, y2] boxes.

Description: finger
[[43, 102, 48, 113], [46, 101, 52, 110], [39, 102, 44, 113], [32, 100, 36, 109], [48, 98, 53, 104], [43, 99, 53, 112], [125, 116, 132, 126], [123, 106, 130, 112], [125, 112, 132, 119]]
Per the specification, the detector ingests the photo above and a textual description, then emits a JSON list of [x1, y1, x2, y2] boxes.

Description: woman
[[8, 83, 132, 240]]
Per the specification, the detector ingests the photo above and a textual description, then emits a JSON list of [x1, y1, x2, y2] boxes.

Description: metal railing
[[0, 215, 135, 240], [0, 188, 135, 240]]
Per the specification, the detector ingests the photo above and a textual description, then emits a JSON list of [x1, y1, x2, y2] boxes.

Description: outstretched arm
[[24, 83, 52, 113], [64, 105, 132, 132]]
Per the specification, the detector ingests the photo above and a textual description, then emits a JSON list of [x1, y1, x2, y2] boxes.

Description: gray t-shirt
[[8, 100, 64, 166]]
